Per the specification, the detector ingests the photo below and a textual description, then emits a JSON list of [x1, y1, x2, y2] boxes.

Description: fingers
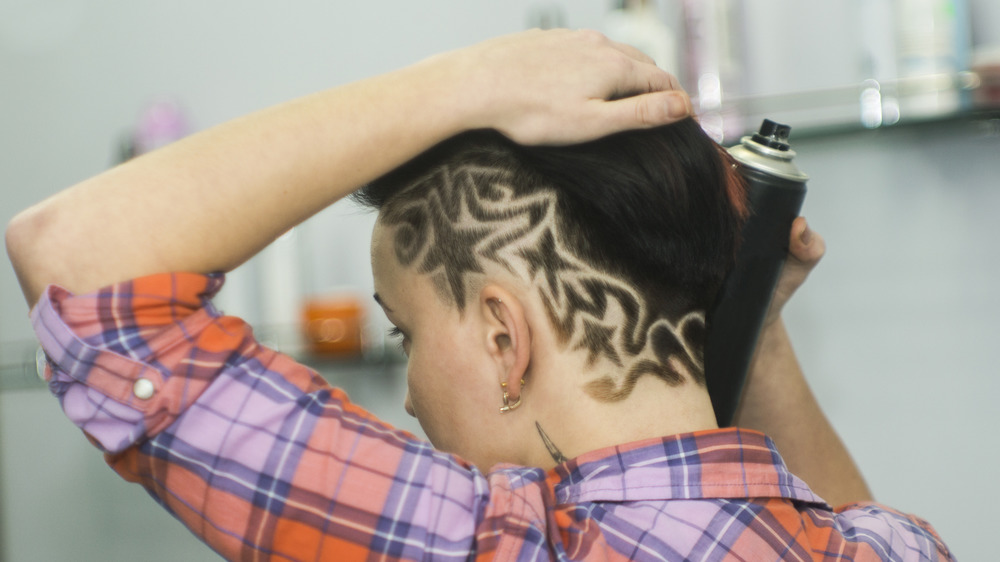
[[607, 38, 657, 66], [610, 45, 685, 93], [604, 34, 684, 90], [598, 34, 689, 125], [787, 217, 825, 267], [622, 61, 684, 96], [566, 28, 682, 94], [597, 90, 693, 133], [543, 89, 692, 144], [477, 28, 691, 144], [762, 217, 825, 327]]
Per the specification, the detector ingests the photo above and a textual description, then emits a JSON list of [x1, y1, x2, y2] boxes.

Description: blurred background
[[1, 0, 998, 559]]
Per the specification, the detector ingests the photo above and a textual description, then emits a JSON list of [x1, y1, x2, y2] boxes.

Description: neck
[[520, 359, 719, 469]]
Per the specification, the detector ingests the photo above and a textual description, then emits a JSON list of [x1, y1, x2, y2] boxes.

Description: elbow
[[6, 206, 56, 307]]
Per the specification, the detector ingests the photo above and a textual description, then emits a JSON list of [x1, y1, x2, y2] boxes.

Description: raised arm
[[6, 29, 691, 307], [732, 218, 874, 508]]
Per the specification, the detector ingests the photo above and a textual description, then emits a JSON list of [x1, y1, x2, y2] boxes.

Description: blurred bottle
[[604, 0, 679, 74], [119, 98, 190, 162], [680, 0, 745, 143], [526, 2, 566, 30], [859, 0, 902, 128], [302, 294, 366, 358], [971, 46, 1000, 109], [894, 0, 971, 116], [258, 228, 305, 353]]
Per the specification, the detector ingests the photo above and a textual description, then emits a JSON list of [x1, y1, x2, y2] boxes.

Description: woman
[[7, 30, 950, 560]]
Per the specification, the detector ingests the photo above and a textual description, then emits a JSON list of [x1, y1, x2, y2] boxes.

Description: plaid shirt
[[32, 273, 953, 561]]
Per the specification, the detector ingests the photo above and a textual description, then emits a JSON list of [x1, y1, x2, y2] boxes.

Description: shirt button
[[133, 378, 155, 400], [35, 347, 49, 381]]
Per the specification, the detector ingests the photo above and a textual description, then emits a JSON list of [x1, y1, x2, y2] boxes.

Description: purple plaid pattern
[[30, 273, 954, 561]]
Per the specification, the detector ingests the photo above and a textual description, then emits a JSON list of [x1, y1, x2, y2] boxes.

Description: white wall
[[0, 2, 609, 560], [2, 1, 997, 560], [789, 120, 1000, 561], [0, 0, 605, 344]]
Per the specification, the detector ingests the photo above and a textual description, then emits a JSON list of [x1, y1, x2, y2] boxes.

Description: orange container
[[302, 296, 365, 357]]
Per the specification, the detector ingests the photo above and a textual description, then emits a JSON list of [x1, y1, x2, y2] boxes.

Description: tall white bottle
[[604, 0, 679, 76]]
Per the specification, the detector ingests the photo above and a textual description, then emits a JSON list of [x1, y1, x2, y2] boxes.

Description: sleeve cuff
[[31, 273, 227, 454]]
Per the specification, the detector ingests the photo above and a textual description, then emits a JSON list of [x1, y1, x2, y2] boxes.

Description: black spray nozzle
[[750, 119, 792, 151]]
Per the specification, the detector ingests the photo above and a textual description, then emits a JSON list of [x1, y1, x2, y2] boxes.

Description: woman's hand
[[763, 217, 826, 328], [7, 28, 689, 306], [736, 217, 874, 506], [440, 29, 692, 145]]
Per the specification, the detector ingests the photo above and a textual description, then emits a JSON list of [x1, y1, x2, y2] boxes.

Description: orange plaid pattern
[[32, 273, 953, 560]]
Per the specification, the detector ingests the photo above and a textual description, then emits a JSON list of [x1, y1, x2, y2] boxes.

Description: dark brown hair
[[354, 118, 746, 395]]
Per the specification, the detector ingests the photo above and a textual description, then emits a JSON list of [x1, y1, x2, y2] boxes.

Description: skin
[[6, 29, 872, 506], [373, 227, 510, 468], [733, 217, 874, 507], [373, 161, 710, 402], [371, 218, 719, 471], [373, 209, 874, 512], [7, 29, 691, 306]]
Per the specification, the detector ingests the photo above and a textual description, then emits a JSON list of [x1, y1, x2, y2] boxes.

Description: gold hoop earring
[[499, 379, 525, 413]]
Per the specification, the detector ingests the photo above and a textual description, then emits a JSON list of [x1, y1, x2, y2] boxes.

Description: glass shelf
[[0, 334, 405, 394], [0, 340, 44, 393], [3, 70, 996, 393], [695, 71, 993, 144]]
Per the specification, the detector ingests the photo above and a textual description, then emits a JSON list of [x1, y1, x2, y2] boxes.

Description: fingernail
[[799, 221, 813, 245], [668, 94, 689, 118]]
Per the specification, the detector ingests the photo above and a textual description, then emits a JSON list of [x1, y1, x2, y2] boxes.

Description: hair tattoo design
[[379, 163, 706, 401]]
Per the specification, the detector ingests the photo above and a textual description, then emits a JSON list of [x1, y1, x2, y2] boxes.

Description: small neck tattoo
[[535, 422, 568, 464]]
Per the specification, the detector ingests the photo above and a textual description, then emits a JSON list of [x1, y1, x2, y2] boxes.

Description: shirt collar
[[549, 428, 826, 507]]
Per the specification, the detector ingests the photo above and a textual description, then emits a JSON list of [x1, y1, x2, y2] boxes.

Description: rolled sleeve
[[833, 502, 955, 561], [29, 272, 496, 559], [31, 272, 236, 453]]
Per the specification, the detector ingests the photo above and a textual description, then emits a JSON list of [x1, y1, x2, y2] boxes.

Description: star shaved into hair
[[378, 163, 705, 401]]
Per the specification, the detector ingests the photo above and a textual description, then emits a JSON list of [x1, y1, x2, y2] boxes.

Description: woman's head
[[356, 117, 746, 468]]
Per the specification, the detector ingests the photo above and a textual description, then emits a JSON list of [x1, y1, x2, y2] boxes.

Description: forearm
[[32, 272, 483, 558], [6, 58, 471, 306], [8, 30, 691, 308], [733, 318, 873, 507]]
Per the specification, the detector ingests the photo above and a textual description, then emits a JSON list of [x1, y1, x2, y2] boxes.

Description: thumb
[[787, 217, 826, 271], [600, 91, 692, 132], [765, 217, 826, 326]]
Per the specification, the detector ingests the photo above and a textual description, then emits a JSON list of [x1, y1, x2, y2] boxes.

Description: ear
[[478, 284, 532, 405]]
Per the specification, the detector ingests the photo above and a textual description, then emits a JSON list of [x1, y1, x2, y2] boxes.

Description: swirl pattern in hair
[[380, 164, 705, 401]]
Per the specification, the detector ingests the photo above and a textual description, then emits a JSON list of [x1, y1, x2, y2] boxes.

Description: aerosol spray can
[[705, 119, 808, 427]]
